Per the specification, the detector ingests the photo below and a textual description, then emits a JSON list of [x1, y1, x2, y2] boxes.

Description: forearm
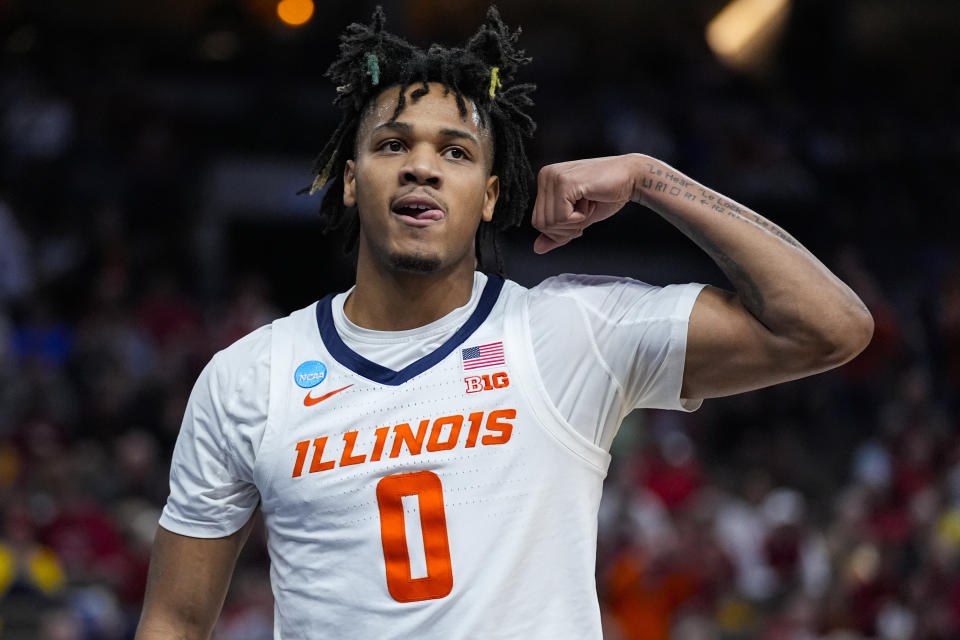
[[135, 620, 206, 640], [631, 154, 872, 359], [136, 522, 254, 640], [137, 590, 220, 640], [136, 560, 227, 640]]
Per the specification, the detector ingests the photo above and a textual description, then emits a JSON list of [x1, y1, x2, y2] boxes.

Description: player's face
[[344, 83, 499, 275]]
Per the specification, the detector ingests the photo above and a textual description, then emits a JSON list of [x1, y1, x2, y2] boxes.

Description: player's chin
[[386, 250, 443, 274]]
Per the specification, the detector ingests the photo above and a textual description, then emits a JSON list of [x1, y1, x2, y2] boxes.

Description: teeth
[[394, 201, 440, 214]]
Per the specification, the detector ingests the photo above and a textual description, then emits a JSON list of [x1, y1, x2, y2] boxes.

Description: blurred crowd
[[2, 1, 959, 638]]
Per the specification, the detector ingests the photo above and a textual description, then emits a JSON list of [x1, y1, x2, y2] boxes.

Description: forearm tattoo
[[641, 162, 809, 320], [642, 162, 802, 249]]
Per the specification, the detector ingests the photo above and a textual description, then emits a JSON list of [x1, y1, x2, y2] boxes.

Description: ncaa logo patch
[[294, 361, 327, 388]]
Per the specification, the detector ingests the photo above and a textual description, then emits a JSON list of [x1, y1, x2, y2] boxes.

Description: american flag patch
[[461, 341, 505, 371]]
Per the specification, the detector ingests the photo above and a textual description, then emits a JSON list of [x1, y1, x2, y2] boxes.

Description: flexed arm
[[532, 154, 873, 399]]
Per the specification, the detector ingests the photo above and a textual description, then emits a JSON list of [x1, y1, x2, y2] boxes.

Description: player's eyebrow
[[438, 127, 480, 146], [372, 121, 413, 136], [372, 121, 480, 147]]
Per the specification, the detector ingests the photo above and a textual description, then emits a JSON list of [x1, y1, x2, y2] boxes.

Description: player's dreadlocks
[[302, 5, 536, 275]]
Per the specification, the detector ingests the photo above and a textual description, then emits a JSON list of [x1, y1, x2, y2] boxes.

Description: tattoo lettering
[[650, 171, 802, 251], [642, 162, 826, 320], [647, 163, 693, 189], [640, 176, 669, 193]]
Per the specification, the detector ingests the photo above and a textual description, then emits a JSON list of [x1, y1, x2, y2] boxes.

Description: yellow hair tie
[[488, 66, 501, 98], [309, 154, 337, 195]]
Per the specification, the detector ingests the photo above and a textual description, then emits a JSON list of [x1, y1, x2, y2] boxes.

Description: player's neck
[[345, 259, 477, 331]]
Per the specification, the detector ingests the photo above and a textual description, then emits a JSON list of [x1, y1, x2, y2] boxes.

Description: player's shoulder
[[205, 318, 280, 405], [518, 274, 707, 326], [529, 273, 651, 294], [212, 322, 273, 372], [522, 273, 661, 308]]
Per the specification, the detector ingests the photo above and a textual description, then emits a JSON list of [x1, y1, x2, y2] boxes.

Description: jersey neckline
[[330, 272, 487, 345], [315, 275, 504, 386]]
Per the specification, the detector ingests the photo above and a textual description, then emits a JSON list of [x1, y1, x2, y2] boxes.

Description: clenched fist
[[531, 154, 643, 254]]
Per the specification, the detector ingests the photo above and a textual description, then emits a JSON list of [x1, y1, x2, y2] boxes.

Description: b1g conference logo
[[294, 360, 327, 388], [465, 371, 509, 394]]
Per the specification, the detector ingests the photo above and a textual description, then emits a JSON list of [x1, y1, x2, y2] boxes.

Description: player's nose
[[399, 145, 442, 188]]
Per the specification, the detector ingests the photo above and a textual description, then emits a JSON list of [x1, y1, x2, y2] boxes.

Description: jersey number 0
[[376, 471, 454, 602]]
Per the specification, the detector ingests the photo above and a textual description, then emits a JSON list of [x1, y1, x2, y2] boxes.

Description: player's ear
[[481, 175, 499, 223], [343, 159, 357, 207]]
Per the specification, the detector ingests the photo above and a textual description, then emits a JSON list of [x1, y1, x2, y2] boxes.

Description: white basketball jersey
[[257, 276, 611, 638]]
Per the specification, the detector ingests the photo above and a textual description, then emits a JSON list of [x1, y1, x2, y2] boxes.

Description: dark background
[[1, 1, 959, 638]]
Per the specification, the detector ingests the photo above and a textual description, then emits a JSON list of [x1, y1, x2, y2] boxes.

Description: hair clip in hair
[[365, 53, 381, 86], [308, 174, 326, 195], [309, 154, 338, 195], [489, 66, 502, 98], [336, 84, 352, 94]]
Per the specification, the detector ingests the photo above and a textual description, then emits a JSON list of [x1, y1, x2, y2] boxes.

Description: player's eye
[[381, 140, 405, 153], [444, 147, 468, 160]]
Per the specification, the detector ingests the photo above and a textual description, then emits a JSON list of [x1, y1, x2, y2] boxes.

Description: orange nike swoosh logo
[[304, 384, 353, 407]]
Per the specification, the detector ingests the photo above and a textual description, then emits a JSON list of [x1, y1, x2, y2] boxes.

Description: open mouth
[[391, 199, 445, 226]]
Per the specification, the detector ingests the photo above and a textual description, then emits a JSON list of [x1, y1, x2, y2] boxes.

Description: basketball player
[[136, 7, 873, 639]]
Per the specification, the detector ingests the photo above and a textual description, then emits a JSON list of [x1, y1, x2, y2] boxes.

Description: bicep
[[681, 286, 824, 399], [136, 516, 256, 640]]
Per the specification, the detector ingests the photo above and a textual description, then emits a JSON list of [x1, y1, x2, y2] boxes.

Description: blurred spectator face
[[38, 609, 82, 640], [114, 429, 160, 490]]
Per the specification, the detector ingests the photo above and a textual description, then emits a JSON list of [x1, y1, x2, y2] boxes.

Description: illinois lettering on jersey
[[290, 408, 516, 477]]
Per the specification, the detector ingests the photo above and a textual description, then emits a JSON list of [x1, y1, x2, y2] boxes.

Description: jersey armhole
[[565, 294, 633, 442], [503, 289, 611, 475], [252, 307, 306, 486]]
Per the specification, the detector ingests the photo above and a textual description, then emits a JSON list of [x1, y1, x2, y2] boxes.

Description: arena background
[[1, 0, 958, 638]]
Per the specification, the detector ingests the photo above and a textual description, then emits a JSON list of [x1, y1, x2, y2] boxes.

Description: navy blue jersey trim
[[315, 275, 504, 386]]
